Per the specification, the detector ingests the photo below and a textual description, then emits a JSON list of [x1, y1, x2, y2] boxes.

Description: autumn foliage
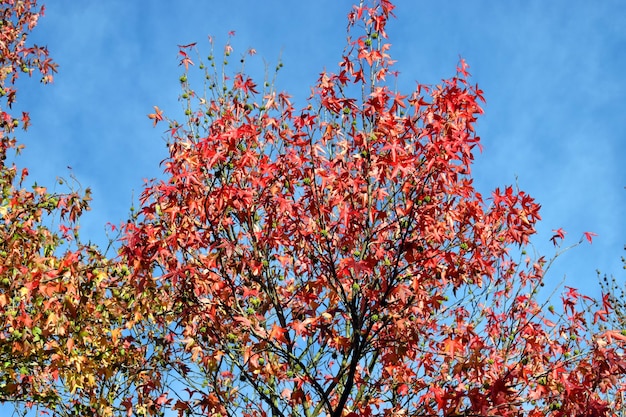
[[0, 1, 166, 415], [1, 0, 625, 416]]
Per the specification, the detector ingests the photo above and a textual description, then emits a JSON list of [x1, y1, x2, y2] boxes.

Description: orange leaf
[[66, 337, 74, 352], [148, 106, 163, 126], [268, 324, 287, 343]]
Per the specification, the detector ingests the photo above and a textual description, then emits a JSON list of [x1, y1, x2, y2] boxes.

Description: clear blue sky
[[6, 0, 626, 411]]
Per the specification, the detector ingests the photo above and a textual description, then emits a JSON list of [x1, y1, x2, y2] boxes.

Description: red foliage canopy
[[120, 2, 626, 416]]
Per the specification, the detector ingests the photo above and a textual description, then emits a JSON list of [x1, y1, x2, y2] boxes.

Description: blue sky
[[14, 0, 626, 299], [6, 0, 625, 410]]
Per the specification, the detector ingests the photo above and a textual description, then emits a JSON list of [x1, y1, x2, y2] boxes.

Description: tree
[[1, 0, 624, 416], [120, 1, 626, 417], [0, 2, 166, 415]]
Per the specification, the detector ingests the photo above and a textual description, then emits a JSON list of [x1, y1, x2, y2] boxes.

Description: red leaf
[[583, 231, 597, 243], [268, 324, 287, 344], [155, 393, 170, 406], [550, 227, 566, 245], [21, 111, 31, 130], [601, 330, 626, 344]]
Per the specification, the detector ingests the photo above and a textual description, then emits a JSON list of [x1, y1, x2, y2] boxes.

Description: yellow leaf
[[110, 328, 121, 344], [46, 311, 59, 327], [86, 373, 96, 388], [68, 375, 83, 394]]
